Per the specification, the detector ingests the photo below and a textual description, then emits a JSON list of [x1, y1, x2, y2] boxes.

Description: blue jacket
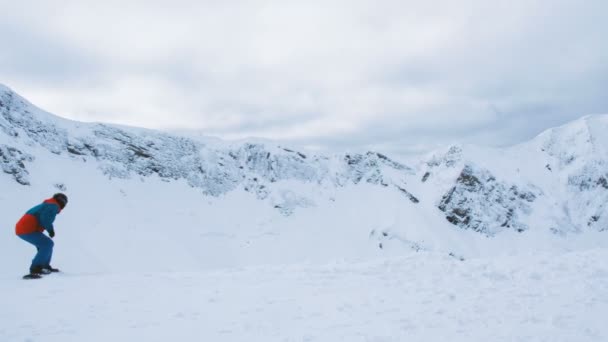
[[15, 199, 61, 235]]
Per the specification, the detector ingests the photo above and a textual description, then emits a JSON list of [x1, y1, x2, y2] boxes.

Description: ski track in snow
[[1, 250, 607, 342]]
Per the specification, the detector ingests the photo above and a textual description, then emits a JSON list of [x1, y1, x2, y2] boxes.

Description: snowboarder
[[15, 193, 68, 278]]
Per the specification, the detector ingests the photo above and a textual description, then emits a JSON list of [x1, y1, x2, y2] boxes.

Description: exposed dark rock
[[67, 145, 86, 155], [421, 172, 430, 182], [396, 186, 420, 203], [438, 165, 536, 235], [589, 215, 600, 226], [449, 252, 466, 261], [128, 144, 152, 159], [0, 145, 34, 185], [569, 166, 608, 191], [599, 177, 608, 189]]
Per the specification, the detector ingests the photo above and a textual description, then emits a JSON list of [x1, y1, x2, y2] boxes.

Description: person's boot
[[30, 265, 51, 275], [42, 265, 60, 273]]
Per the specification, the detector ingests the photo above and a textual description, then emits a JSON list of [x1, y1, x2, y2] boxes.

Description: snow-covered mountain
[[1, 84, 607, 274], [2, 84, 608, 341], [0, 83, 417, 212], [421, 115, 608, 236]]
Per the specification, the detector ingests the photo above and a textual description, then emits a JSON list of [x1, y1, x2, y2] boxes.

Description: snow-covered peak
[[0, 84, 66, 125], [530, 115, 608, 168]]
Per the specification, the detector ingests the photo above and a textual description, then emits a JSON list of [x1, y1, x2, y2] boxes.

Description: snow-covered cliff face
[[418, 115, 608, 236], [416, 145, 541, 236], [1, 83, 607, 237], [0, 85, 417, 215], [537, 116, 608, 232], [437, 165, 538, 235]]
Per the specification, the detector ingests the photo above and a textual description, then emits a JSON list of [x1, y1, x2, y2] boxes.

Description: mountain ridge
[[1, 84, 607, 239]]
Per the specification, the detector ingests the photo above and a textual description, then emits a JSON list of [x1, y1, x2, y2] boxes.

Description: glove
[[49, 230, 55, 238]]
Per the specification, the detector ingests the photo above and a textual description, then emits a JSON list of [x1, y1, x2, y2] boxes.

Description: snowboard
[[22, 269, 60, 279], [22, 273, 43, 280]]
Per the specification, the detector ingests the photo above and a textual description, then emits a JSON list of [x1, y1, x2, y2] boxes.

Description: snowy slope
[[1, 250, 607, 341]]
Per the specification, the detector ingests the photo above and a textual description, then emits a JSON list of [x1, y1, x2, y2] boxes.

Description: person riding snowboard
[[15, 193, 68, 276]]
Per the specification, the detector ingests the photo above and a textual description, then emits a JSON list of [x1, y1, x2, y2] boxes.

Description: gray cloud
[[1, 0, 607, 156], [0, 20, 102, 83]]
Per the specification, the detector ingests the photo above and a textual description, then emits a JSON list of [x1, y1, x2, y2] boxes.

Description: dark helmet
[[53, 193, 68, 209]]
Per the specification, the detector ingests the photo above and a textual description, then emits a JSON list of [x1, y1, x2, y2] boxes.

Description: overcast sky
[[1, 0, 607, 155]]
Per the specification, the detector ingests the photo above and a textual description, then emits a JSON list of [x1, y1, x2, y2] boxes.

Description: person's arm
[[38, 204, 59, 237]]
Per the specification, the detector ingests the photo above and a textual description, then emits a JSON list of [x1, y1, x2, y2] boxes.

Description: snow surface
[[1, 250, 607, 341], [1, 84, 608, 341]]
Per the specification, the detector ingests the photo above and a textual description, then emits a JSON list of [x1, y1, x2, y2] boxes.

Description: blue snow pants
[[18, 232, 54, 269]]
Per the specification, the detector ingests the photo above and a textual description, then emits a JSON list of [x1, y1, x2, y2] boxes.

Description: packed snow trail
[[1, 250, 607, 342]]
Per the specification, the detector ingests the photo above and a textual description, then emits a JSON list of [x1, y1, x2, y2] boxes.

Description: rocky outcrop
[[438, 165, 538, 236], [567, 161, 608, 231], [0, 145, 33, 185]]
